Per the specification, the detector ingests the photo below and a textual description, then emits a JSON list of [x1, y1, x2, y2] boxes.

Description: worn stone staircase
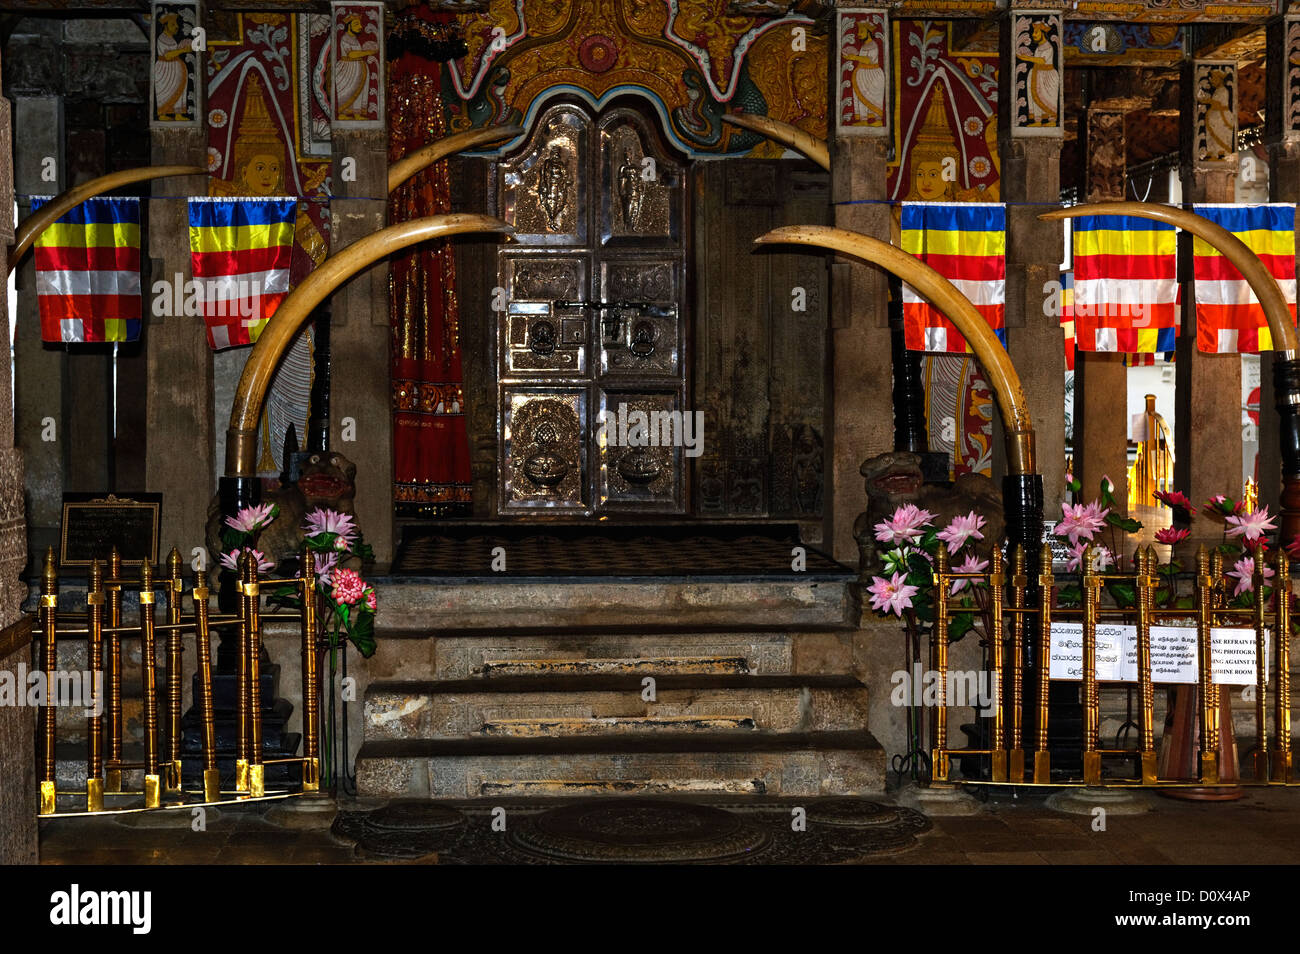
[[355, 575, 886, 799]]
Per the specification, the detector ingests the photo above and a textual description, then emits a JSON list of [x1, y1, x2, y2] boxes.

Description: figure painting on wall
[[151, 3, 199, 124], [1198, 66, 1236, 161], [1019, 22, 1060, 127], [843, 16, 886, 128], [334, 13, 376, 120]]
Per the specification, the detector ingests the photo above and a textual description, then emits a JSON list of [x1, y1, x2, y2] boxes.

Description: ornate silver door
[[496, 102, 687, 516]]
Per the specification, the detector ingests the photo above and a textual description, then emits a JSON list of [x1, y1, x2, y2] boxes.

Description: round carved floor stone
[[507, 799, 771, 864], [367, 801, 466, 831], [806, 799, 902, 827]]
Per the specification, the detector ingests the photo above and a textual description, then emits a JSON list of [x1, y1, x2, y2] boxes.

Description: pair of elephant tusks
[[8, 165, 206, 275], [721, 114, 830, 172], [387, 124, 524, 194], [226, 213, 514, 477], [755, 224, 1036, 476]]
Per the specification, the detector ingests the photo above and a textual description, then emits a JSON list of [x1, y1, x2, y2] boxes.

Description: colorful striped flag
[[1061, 271, 1075, 371], [1071, 215, 1179, 353], [1192, 203, 1297, 354], [188, 197, 296, 350], [32, 196, 141, 343], [900, 202, 1006, 353]]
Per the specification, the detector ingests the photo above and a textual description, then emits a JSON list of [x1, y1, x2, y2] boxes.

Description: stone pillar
[[12, 96, 65, 560], [828, 4, 893, 564], [0, 64, 37, 865], [330, 129, 393, 564], [1000, 8, 1066, 524], [1175, 60, 1243, 523], [1073, 107, 1130, 513]]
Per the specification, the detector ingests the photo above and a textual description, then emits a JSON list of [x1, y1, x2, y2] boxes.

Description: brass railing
[[35, 545, 322, 815], [930, 542, 1295, 788]]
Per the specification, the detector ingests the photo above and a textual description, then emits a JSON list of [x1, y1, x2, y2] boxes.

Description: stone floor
[[36, 784, 1300, 865]]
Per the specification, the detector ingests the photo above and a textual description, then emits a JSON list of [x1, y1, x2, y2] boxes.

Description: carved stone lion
[[207, 450, 357, 568], [853, 450, 1005, 577]]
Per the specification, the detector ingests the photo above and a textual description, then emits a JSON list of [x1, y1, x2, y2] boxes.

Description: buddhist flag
[[32, 196, 141, 343], [1061, 271, 1075, 371], [899, 202, 1006, 354], [188, 197, 296, 350], [1071, 215, 1179, 353], [1192, 203, 1297, 354]]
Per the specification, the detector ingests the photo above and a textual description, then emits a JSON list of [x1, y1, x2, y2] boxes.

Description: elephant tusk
[[226, 213, 514, 478], [755, 224, 1035, 475], [387, 125, 524, 194], [8, 164, 206, 275], [721, 114, 830, 172], [1039, 201, 1298, 359]]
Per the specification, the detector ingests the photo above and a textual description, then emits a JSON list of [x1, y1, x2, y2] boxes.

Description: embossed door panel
[[597, 390, 685, 512], [598, 110, 683, 248], [502, 389, 587, 512], [498, 106, 589, 247], [496, 101, 688, 518]]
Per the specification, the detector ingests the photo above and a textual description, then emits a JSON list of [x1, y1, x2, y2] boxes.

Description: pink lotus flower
[[866, 571, 919, 617], [1225, 505, 1277, 544], [1228, 556, 1275, 597], [1154, 527, 1189, 546], [1153, 490, 1196, 513], [873, 504, 936, 546], [298, 550, 338, 586], [1203, 495, 1242, 518], [220, 547, 276, 573], [365, 589, 377, 612], [1285, 537, 1300, 560], [330, 567, 367, 606], [938, 511, 986, 555], [1066, 542, 1113, 574], [949, 553, 989, 595], [1055, 501, 1109, 545], [303, 508, 358, 550], [224, 503, 277, 535]]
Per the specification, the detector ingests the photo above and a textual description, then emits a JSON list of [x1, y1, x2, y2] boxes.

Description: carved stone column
[[1175, 59, 1243, 527], [829, 3, 892, 563], [1073, 106, 1130, 514]]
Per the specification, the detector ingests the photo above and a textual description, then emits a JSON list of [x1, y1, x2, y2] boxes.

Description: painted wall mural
[[443, 0, 828, 157], [1194, 60, 1237, 163], [1011, 11, 1062, 136], [836, 8, 889, 137], [151, 1, 202, 127], [331, 1, 385, 127], [889, 20, 998, 479]]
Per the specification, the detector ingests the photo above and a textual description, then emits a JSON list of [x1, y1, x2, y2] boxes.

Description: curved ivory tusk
[[755, 224, 1035, 474], [387, 125, 524, 194], [721, 114, 830, 172], [1039, 201, 1299, 359], [226, 213, 514, 477], [8, 165, 206, 274]]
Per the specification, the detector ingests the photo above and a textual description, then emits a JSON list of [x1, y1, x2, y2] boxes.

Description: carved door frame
[[492, 97, 691, 519]]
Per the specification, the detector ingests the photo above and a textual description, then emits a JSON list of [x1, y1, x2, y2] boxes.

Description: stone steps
[[364, 674, 868, 741], [355, 729, 886, 799]]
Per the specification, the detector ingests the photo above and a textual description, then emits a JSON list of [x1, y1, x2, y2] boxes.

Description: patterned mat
[[331, 797, 931, 864]]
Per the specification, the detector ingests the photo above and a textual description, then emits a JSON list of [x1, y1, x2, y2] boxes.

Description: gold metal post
[[1252, 545, 1269, 782], [139, 559, 161, 809], [1274, 551, 1293, 782], [164, 548, 184, 793], [193, 569, 220, 803], [1082, 544, 1102, 785], [38, 548, 58, 815], [86, 559, 105, 812], [300, 548, 321, 792], [245, 552, 265, 798], [932, 544, 951, 782], [105, 548, 122, 793], [1136, 547, 1158, 784], [235, 551, 251, 793], [988, 547, 1007, 782], [1034, 548, 1053, 783], [1006, 546, 1025, 782], [1196, 545, 1219, 784]]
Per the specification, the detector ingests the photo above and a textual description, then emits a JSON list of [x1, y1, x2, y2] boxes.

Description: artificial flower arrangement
[[1053, 474, 1278, 612], [865, 504, 991, 640], [219, 503, 378, 657]]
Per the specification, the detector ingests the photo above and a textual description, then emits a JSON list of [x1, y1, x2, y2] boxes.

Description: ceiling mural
[[443, 0, 828, 157]]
